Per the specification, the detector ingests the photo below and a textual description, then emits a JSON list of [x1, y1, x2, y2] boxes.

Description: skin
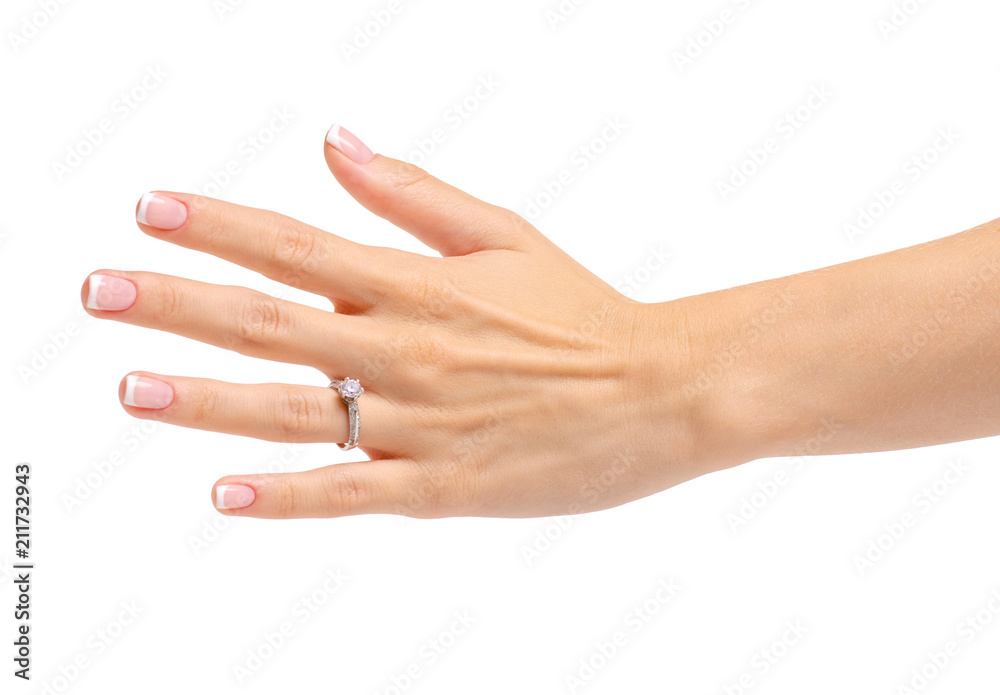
[[82, 135, 1000, 519]]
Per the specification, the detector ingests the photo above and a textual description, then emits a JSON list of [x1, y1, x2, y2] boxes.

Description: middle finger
[[82, 270, 379, 377]]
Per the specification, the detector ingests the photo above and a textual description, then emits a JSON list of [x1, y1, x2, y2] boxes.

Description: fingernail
[[325, 124, 375, 164], [215, 484, 255, 510], [136, 192, 187, 230], [86, 274, 137, 311], [123, 375, 174, 409]]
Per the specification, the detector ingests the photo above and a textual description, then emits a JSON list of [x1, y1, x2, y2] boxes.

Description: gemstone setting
[[339, 378, 363, 400]]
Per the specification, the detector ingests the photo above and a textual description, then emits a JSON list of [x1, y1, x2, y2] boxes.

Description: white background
[[2, 0, 1000, 693]]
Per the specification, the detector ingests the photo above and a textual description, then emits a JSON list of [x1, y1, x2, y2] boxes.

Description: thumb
[[323, 124, 534, 257]]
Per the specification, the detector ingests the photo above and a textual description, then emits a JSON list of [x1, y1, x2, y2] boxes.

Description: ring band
[[328, 378, 364, 450]]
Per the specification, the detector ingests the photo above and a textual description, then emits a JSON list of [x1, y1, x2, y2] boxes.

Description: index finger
[[135, 190, 410, 308]]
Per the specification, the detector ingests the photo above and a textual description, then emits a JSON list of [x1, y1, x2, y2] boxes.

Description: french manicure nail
[[215, 484, 255, 510], [136, 192, 187, 230], [86, 274, 137, 311], [325, 124, 375, 164], [123, 375, 174, 409]]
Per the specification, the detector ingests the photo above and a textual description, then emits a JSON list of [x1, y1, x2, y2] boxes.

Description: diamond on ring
[[329, 378, 363, 450], [338, 378, 363, 400]]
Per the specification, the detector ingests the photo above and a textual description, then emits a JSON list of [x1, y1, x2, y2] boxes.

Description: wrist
[[620, 298, 743, 489], [633, 285, 807, 478]]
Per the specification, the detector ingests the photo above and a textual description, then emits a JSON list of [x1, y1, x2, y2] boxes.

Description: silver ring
[[328, 378, 364, 450]]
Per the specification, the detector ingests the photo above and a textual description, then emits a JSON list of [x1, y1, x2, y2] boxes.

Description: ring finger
[[119, 371, 400, 451]]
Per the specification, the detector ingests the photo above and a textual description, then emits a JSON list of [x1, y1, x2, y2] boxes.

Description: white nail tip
[[325, 124, 343, 150], [215, 485, 249, 509], [136, 192, 155, 225], [123, 374, 139, 407], [85, 274, 105, 310]]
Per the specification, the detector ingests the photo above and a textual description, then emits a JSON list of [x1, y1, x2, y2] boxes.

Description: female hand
[[82, 125, 702, 519]]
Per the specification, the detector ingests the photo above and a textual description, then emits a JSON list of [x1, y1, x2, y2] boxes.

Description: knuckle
[[191, 383, 222, 425], [409, 274, 442, 308], [198, 207, 230, 246], [403, 331, 453, 372], [404, 459, 478, 518], [275, 476, 297, 518], [269, 219, 324, 285], [321, 469, 367, 514], [384, 162, 434, 197], [156, 282, 186, 326], [232, 294, 289, 349], [275, 389, 324, 440], [404, 462, 444, 517], [500, 208, 538, 246], [401, 273, 456, 320]]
